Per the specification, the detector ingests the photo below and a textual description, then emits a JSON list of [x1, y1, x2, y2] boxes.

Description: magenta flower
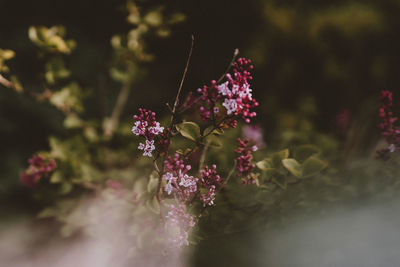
[[235, 138, 257, 184], [20, 155, 56, 187], [377, 90, 400, 159], [163, 154, 198, 202], [197, 58, 258, 125], [132, 108, 164, 157], [199, 165, 222, 206]]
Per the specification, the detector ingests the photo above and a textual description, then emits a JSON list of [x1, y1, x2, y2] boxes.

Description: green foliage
[[0, 49, 15, 73], [176, 121, 201, 142], [28, 26, 76, 54]]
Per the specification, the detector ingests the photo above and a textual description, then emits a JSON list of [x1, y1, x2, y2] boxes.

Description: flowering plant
[[0, 1, 330, 262]]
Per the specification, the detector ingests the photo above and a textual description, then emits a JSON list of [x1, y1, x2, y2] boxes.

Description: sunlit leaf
[[282, 158, 302, 178], [203, 134, 222, 148], [176, 122, 201, 142], [272, 149, 290, 167]]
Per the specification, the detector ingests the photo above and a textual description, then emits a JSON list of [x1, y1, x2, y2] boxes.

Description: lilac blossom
[[165, 204, 196, 247], [132, 108, 164, 157]]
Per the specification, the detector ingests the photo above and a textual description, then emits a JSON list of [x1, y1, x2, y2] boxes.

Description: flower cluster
[[199, 165, 222, 206], [20, 155, 56, 187], [157, 127, 171, 154], [197, 58, 258, 125], [163, 154, 198, 202], [377, 90, 400, 159], [235, 138, 257, 184], [132, 108, 164, 157], [197, 80, 222, 121], [165, 204, 196, 247]]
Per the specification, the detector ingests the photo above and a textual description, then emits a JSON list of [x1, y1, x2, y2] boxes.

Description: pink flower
[[20, 155, 56, 187], [138, 139, 155, 157], [198, 165, 222, 206], [222, 98, 238, 115], [163, 154, 198, 202], [179, 174, 198, 193], [165, 204, 196, 247], [200, 185, 216, 206], [235, 138, 257, 184], [197, 58, 258, 125], [132, 108, 164, 157], [377, 90, 400, 159], [217, 81, 231, 96]]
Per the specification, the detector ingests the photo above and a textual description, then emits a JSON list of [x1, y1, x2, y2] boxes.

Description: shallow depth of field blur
[[2, 0, 400, 266]]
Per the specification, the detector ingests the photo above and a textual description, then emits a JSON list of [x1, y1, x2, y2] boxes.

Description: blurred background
[[1, 0, 400, 266]]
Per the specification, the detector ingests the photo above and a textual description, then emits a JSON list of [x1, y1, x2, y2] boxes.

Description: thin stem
[[104, 81, 131, 139], [153, 36, 195, 214], [224, 159, 237, 185], [153, 158, 165, 220], [169, 35, 194, 125], [198, 143, 209, 171], [178, 48, 239, 115], [0, 74, 49, 100], [216, 48, 239, 83]]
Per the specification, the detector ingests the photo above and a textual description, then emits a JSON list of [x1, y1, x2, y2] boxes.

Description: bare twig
[[0, 74, 13, 89], [169, 35, 195, 125], [178, 48, 239, 115], [216, 48, 239, 83]]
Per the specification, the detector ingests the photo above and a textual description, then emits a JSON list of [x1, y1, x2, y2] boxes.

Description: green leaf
[[50, 171, 63, 183], [64, 114, 83, 129], [294, 144, 321, 162], [282, 158, 302, 178], [301, 156, 328, 178], [272, 149, 290, 168], [256, 158, 274, 170], [203, 134, 222, 148], [256, 158, 276, 177], [0, 49, 15, 60], [282, 157, 327, 178], [147, 172, 159, 193], [175, 122, 201, 142]]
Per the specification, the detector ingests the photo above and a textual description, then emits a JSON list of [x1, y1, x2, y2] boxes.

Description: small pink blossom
[[377, 90, 400, 159], [20, 155, 56, 187], [199, 165, 222, 206], [132, 108, 164, 158], [200, 185, 216, 206], [217, 81, 231, 96], [223, 98, 238, 115], [235, 138, 256, 184], [163, 154, 198, 202], [138, 139, 155, 157], [165, 204, 196, 247], [179, 174, 197, 193]]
